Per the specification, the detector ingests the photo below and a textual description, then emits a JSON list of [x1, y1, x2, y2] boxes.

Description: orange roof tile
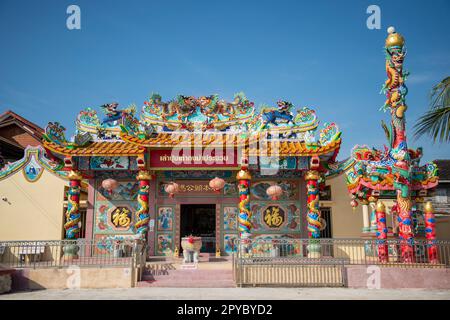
[[42, 140, 145, 156], [43, 133, 340, 157]]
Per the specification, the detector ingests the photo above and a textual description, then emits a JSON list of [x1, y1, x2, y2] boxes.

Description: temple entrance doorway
[[180, 204, 216, 253]]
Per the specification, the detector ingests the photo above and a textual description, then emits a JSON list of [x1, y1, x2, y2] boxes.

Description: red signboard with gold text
[[149, 149, 239, 169]]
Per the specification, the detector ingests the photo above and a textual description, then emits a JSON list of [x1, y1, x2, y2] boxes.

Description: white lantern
[[266, 185, 283, 200]]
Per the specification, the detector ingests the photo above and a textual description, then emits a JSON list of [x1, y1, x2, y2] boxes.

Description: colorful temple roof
[[43, 140, 146, 157], [42, 93, 342, 160]]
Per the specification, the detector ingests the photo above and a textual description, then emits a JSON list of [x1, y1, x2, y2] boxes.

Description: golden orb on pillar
[[424, 201, 434, 213], [236, 169, 251, 180], [376, 201, 386, 212], [385, 26, 405, 47]]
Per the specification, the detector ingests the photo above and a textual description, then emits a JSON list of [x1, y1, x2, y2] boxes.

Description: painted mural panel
[[251, 202, 301, 233], [157, 206, 174, 231], [156, 233, 174, 256], [23, 155, 43, 182], [94, 171, 136, 179], [223, 234, 238, 254], [90, 156, 129, 170], [251, 171, 302, 179], [93, 234, 136, 255], [155, 205, 176, 256], [259, 157, 297, 170], [251, 234, 303, 256], [97, 180, 139, 201], [251, 180, 299, 201], [223, 206, 238, 231], [160, 170, 233, 180]]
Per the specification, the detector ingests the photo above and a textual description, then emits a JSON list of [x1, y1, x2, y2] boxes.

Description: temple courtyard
[[1, 287, 449, 300]]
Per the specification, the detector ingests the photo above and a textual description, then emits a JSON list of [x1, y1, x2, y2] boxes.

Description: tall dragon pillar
[[237, 168, 252, 248], [382, 27, 415, 262], [63, 170, 83, 259], [65, 170, 82, 239], [135, 170, 152, 239], [305, 170, 321, 258]]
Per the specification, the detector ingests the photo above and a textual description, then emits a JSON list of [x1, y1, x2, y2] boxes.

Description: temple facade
[[38, 93, 343, 257], [0, 28, 443, 261]]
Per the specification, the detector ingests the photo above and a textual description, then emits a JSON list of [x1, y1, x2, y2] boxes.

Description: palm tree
[[413, 77, 450, 143]]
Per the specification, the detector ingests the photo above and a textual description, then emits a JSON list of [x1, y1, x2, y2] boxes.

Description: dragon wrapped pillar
[[305, 170, 321, 258], [424, 202, 438, 264], [63, 170, 83, 259], [237, 168, 252, 246], [376, 201, 389, 263], [135, 170, 152, 239], [383, 28, 415, 262]]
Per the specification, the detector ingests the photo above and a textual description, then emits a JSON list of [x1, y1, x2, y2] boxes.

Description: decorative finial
[[385, 26, 404, 47], [387, 26, 396, 34], [376, 201, 386, 212]]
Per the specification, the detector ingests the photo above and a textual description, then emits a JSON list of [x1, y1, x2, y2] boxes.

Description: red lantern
[[266, 185, 283, 200], [102, 178, 118, 195], [209, 177, 226, 193], [350, 199, 358, 210], [165, 182, 179, 198]]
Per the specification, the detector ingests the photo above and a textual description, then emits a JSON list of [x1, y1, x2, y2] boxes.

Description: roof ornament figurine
[[42, 91, 342, 159]]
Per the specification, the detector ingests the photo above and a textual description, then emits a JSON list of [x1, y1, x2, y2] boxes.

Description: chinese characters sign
[[110, 206, 132, 229], [150, 149, 238, 169], [263, 205, 285, 228]]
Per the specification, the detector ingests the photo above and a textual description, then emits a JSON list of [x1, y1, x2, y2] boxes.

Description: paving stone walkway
[[1, 287, 449, 300]]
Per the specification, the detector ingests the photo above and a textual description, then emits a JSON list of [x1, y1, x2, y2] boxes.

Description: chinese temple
[[41, 90, 342, 257], [0, 28, 440, 261]]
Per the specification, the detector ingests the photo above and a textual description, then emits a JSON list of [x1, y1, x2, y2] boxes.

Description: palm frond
[[413, 106, 450, 143], [414, 77, 450, 143]]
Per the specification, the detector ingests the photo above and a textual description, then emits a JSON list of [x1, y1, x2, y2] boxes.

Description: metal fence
[[0, 239, 147, 269], [232, 238, 450, 287]]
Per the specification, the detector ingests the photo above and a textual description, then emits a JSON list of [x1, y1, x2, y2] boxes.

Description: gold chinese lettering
[[112, 208, 131, 228], [264, 207, 284, 228]]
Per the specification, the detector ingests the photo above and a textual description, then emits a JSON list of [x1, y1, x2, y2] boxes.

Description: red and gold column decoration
[[383, 28, 415, 262], [375, 201, 389, 263], [305, 170, 321, 239], [237, 169, 252, 241], [135, 170, 152, 238], [64, 170, 83, 239], [397, 193, 415, 262], [424, 201, 438, 264]]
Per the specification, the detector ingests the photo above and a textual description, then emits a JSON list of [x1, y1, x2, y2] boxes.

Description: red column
[[424, 201, 438, 264], [376, 201, 389, 263], [135, 170, 151, 238], [64, 171, 82, 239], [397, 192, 415, 262], [237, 169, 252, 241]]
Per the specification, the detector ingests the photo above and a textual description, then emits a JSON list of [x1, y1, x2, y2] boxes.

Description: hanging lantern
[[165, 182, 179, 198], [350, 199, 359, 210], [102, 178, 119, 195], [209, 177, 226, 193], [266, 184, 283, 200]]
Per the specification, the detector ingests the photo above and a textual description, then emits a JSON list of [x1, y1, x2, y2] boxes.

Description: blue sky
[[0, 0, 449, 162]]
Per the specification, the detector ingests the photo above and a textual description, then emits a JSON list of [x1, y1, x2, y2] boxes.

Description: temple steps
[[138, 269, 235, 288]]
